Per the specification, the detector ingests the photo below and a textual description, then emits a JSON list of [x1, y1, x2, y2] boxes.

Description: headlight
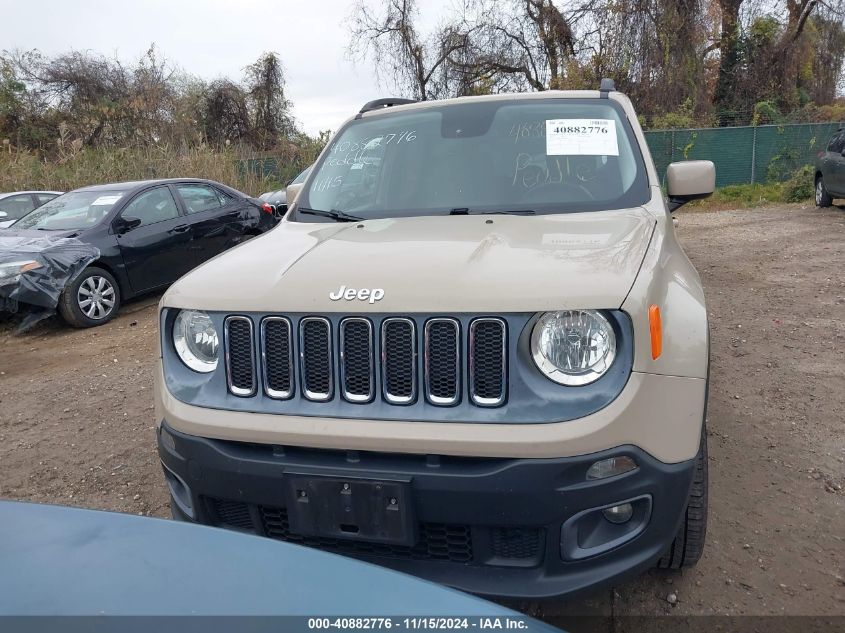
[[0, 260, 42, 286], [173, 310, 219, 373], [530, 310, 616, 386]]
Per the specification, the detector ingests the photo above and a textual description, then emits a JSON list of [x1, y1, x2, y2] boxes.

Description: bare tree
[[244, 52, 294, 149], [347, 0, 473, 100], [459, 0, 579, 92], [200, 79, 252, 146], [806, 11, 845, 102]]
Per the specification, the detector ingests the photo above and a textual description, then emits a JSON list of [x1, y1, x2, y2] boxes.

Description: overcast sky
[[3, 0, 450, 135]]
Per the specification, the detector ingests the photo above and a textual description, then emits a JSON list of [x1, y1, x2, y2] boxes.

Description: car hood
[[162, 208, 656, 313], [0, 227, 84, 240], [0, 501, 548, 618]]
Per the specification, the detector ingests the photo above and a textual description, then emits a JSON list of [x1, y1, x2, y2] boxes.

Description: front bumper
[[157, 421, 696, 599]]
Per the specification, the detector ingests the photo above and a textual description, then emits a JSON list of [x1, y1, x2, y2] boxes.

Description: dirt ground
[[1, 204, 843, 622]]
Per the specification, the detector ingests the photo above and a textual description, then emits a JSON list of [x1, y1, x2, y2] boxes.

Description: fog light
[[602, 503, 634, 524], [586, 456, 637, 480]]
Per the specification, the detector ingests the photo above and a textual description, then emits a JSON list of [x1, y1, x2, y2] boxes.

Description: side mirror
[[666, 160, 715, 212], [0, 211, 7, 219], [286, 183, 304, 207], [115, 215, 142, 233]]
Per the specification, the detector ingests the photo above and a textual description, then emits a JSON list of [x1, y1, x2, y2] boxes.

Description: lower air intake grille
[[225, 317, 255, 396], [490, 527, 542, 560], [209, 498, 254, 530], [260, 506, 473, 563]]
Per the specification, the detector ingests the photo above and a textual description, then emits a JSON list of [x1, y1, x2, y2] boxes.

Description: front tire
[[816, 176, 833, 208], [58, 266, 121, 328], [656, 425, 709, 569]]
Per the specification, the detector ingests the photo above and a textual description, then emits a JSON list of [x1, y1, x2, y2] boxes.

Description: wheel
[[815, 176, 833, 207], [58, 266, 121, 328], [656, 425, 709, 569]]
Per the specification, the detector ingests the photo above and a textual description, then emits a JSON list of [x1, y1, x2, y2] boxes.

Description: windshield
[[14, 190, 128, 230], [297, 99, 649, 221]]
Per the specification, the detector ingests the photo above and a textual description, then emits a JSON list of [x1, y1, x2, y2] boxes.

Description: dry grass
[[0, 144, 307, 196]]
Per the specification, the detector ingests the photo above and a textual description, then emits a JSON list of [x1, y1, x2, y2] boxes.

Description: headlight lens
[[0, 260, 42, 286], [173, 310, 219, 373], [530, 310, 616, 386]]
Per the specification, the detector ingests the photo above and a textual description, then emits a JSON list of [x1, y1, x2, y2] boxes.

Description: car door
[[828, 133, 845, 195], [114, 186, 194, 293], [173, 183, 250, 262], [0, 194, 38, 225]]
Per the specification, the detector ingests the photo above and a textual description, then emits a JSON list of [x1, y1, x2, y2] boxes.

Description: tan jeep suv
[[155, 81, 715, 599]]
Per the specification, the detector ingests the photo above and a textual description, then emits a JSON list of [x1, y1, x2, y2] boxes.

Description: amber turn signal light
[[649, 305, 662, 360]]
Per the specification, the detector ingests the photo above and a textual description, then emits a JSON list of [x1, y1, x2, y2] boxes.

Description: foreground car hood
[[0, 501, 544, 618], [163, 209, 656, 313]]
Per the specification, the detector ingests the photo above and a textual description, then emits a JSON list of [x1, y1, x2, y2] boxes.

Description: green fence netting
[[644, 122, 844, 187]]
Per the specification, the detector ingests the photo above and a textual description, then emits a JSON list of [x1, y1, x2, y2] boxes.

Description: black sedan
[[3, 178, 274, 327]]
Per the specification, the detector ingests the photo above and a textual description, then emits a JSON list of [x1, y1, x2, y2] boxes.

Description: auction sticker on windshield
[[91, 195, 122, 206], [546, 119, 619, 156]]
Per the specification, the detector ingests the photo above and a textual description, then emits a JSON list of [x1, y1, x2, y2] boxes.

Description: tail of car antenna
[[356, 98, 418, 118]]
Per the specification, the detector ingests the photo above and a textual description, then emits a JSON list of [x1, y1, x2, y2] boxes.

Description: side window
[[176, 184, 223, 214], [122, 187, 180, 227], [828, 133, 844, 153], [36, 193, 58, 204], [0, 194, 37, 220], [215, 188, 234, 205]]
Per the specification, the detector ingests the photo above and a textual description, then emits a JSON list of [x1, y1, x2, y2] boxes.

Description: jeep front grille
[[224, 316, 256, 396], [224, 315, 507, 407], [424, 318, 460, 405], [381, 318, 416, 404], [468, 318, 507, 407], [299, 317, 333, 401], [261, 317, 294, 399], [340, 318, 375, 402]]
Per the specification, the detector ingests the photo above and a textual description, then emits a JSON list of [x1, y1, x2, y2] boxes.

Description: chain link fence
[[645, 122, 844, 187]]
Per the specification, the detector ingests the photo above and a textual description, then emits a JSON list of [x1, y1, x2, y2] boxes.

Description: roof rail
[[599, 78, 615, 99], [358, 98, 418, 115]]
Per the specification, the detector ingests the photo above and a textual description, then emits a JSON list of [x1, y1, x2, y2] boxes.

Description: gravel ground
[[1, 203, 843, 623]]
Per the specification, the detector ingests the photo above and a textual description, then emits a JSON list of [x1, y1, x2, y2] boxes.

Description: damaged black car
[[1, 178, 272, 328]]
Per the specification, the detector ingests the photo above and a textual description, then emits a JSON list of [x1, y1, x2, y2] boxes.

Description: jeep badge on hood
[[329, 285, 385, 304]]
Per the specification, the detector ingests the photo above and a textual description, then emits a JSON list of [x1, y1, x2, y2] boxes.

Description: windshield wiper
[[298, 207, 364, 222], [449, 208, 535, 216]]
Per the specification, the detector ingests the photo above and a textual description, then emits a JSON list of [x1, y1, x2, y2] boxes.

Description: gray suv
[[815, 128, 845, 207]]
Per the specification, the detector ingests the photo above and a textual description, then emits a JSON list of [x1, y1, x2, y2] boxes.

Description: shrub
[[650, 99, 698, 130], [783, 164, 815, 202]]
